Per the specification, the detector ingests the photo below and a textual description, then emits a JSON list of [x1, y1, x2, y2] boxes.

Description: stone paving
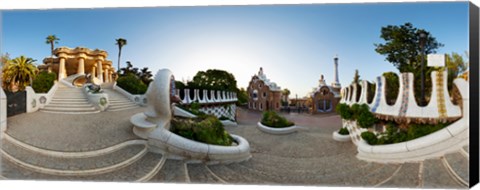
[[5, 107, 145, 151], [0, 106, 469, 188]]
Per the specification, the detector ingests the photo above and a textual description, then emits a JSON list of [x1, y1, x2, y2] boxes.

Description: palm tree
[[2, 56, 38, 91], [45, 35, 60, 71], [115, 38, 127, 72], [138, 67, 153, 85]]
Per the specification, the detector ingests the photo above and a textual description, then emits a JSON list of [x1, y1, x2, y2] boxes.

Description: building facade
[[39, 47, 116, 84], [310, 56, 342, 114], [247, 67, 282, 112]]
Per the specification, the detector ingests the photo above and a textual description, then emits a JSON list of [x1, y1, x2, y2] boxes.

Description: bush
[[336, 103, 353, 120], [363, 121, 449, 145], [32, 71, 56, 93], [261, 111, 294, 128], [116, 73, 147, 94], [338, 127, 349, 135], [361, 131, 378, 145], [171, 115, 233, 146], [356, 104, 377, 128]]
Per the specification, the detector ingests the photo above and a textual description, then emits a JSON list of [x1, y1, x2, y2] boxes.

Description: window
[[263, 92, 267, 98], [260, 103, 263, 110], [252, 90, 259, 101]]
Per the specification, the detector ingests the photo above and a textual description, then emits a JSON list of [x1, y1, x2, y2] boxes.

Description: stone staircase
[[102, 89, 139, 112], [41, 83, 99, 114]]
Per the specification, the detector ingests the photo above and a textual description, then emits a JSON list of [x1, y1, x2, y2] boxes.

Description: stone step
[[41, 106, 96, 111], [44, 104, 93, 108], [148, 159, 188, 183], [109, 104, 138, 110], [51, 99, 89, 102], [109, 101, 136, 106], [107, 106, 140, 112], [207, 163, 272, 185], [48, 101, 90, 105], [1, 139, 146, 172], [443, 152, 469, 185], [421, 159, 466, 188], [40, 109, 100, 114], [378, 163, 421, 188], [0, 152, 163, 182], [186, 163, 225, 184]]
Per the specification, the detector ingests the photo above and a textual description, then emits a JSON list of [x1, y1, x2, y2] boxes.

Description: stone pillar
[[77, 53, 86, 75], [108, 69, 113, 82], [58, 54, 67, 80], [103, 68, 108, 83], [91, 66, 96, 78], [96, 57, 104, 83]]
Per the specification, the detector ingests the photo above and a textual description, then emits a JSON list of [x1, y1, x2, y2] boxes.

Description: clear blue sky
[[1, 2, 469, 97]]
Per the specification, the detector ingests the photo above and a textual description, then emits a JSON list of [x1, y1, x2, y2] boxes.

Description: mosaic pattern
[[370, 77, 382, 113], [398, 73, 409, 117], [436, 71, 447, 118], [200, 104, 236, 121]]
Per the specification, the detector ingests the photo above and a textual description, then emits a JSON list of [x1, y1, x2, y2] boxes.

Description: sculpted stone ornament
[[130, 69, 251, 164]]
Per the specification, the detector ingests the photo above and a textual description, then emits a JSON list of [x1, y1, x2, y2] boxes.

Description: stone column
[[91, 66, 96, 78], [77, 53, 86, 75], [96, 57, 104, 83], [103, 68, 108, 83], [58, 53, 67, 80], [108, 69, 113, 82]]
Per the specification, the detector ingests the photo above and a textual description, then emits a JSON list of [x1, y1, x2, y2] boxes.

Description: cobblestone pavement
[[0, 107, 468, 188], [4, 107, 146, 151]]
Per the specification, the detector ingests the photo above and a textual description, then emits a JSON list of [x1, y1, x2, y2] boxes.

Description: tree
[[445, 52, 469, 92], [187, 69, 238, 92], [2, 56, 38, 91], [45, 35, 60, 56], [45, 35, 60, 71], [382, 72, 399, 105], [374, 23, 443, 72], [352, 69, 361, 84], [375, 23, 443, 106], [115, 38, 127, 72], [281, 88, 291, 106], [237, 87, 248, 105], [138, 67, 153, 85], [119, 61, 137, 76]]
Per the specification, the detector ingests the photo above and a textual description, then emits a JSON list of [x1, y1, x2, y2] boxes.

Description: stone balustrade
[[340, 70, 462, 120], [175, 89, 238, 105]]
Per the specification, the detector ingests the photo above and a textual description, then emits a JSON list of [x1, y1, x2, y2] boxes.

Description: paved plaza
[[0, 107, 468, 188]]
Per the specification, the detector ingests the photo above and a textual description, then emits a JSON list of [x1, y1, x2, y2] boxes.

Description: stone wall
[[1, 87, 6, 132], [175, 88, 238, 121]]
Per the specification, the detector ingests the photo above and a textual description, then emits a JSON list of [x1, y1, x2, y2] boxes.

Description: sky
[[0, 2, 470, 97]]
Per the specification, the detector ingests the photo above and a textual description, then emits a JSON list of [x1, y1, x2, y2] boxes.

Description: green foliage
[[356, 104, 377, 128], [45, 35, 60, 55], [2, 55, 38, 92], [338, 127, 349, 135], [374, 22, 443, 72], [187, 69, 238, 92], [336, 103, 353, 120], [116, 73, 147, 94], [445, 52, 469, 92], [175, 81, 186, 90], [171, 115, 233, 146], [237, 87, 248, 105], [261, 111, 294, 128], [32, 71, 56, 93], [361, 131, 378, 145], [382, 72, 399, 105], [362, 122, 449, 145]]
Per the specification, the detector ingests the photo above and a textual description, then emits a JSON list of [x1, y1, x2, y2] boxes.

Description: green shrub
[[261, 111, 295, 128], [356, 104, 377, 128], [338, 127, 349, 135], [361, 131, 378, 145], [32, 71, 56, 93], [364, 121, 449, 145], [116, 73, 147, 94], [171, 115, 233, 146], [336, 103, 353, 120]]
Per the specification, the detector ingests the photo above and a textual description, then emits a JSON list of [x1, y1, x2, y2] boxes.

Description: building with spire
[[309, 56, 342, 113], [247, 67, 282, 111]]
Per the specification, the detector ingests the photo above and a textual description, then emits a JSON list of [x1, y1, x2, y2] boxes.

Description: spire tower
[[332, 55, 341, 88]]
